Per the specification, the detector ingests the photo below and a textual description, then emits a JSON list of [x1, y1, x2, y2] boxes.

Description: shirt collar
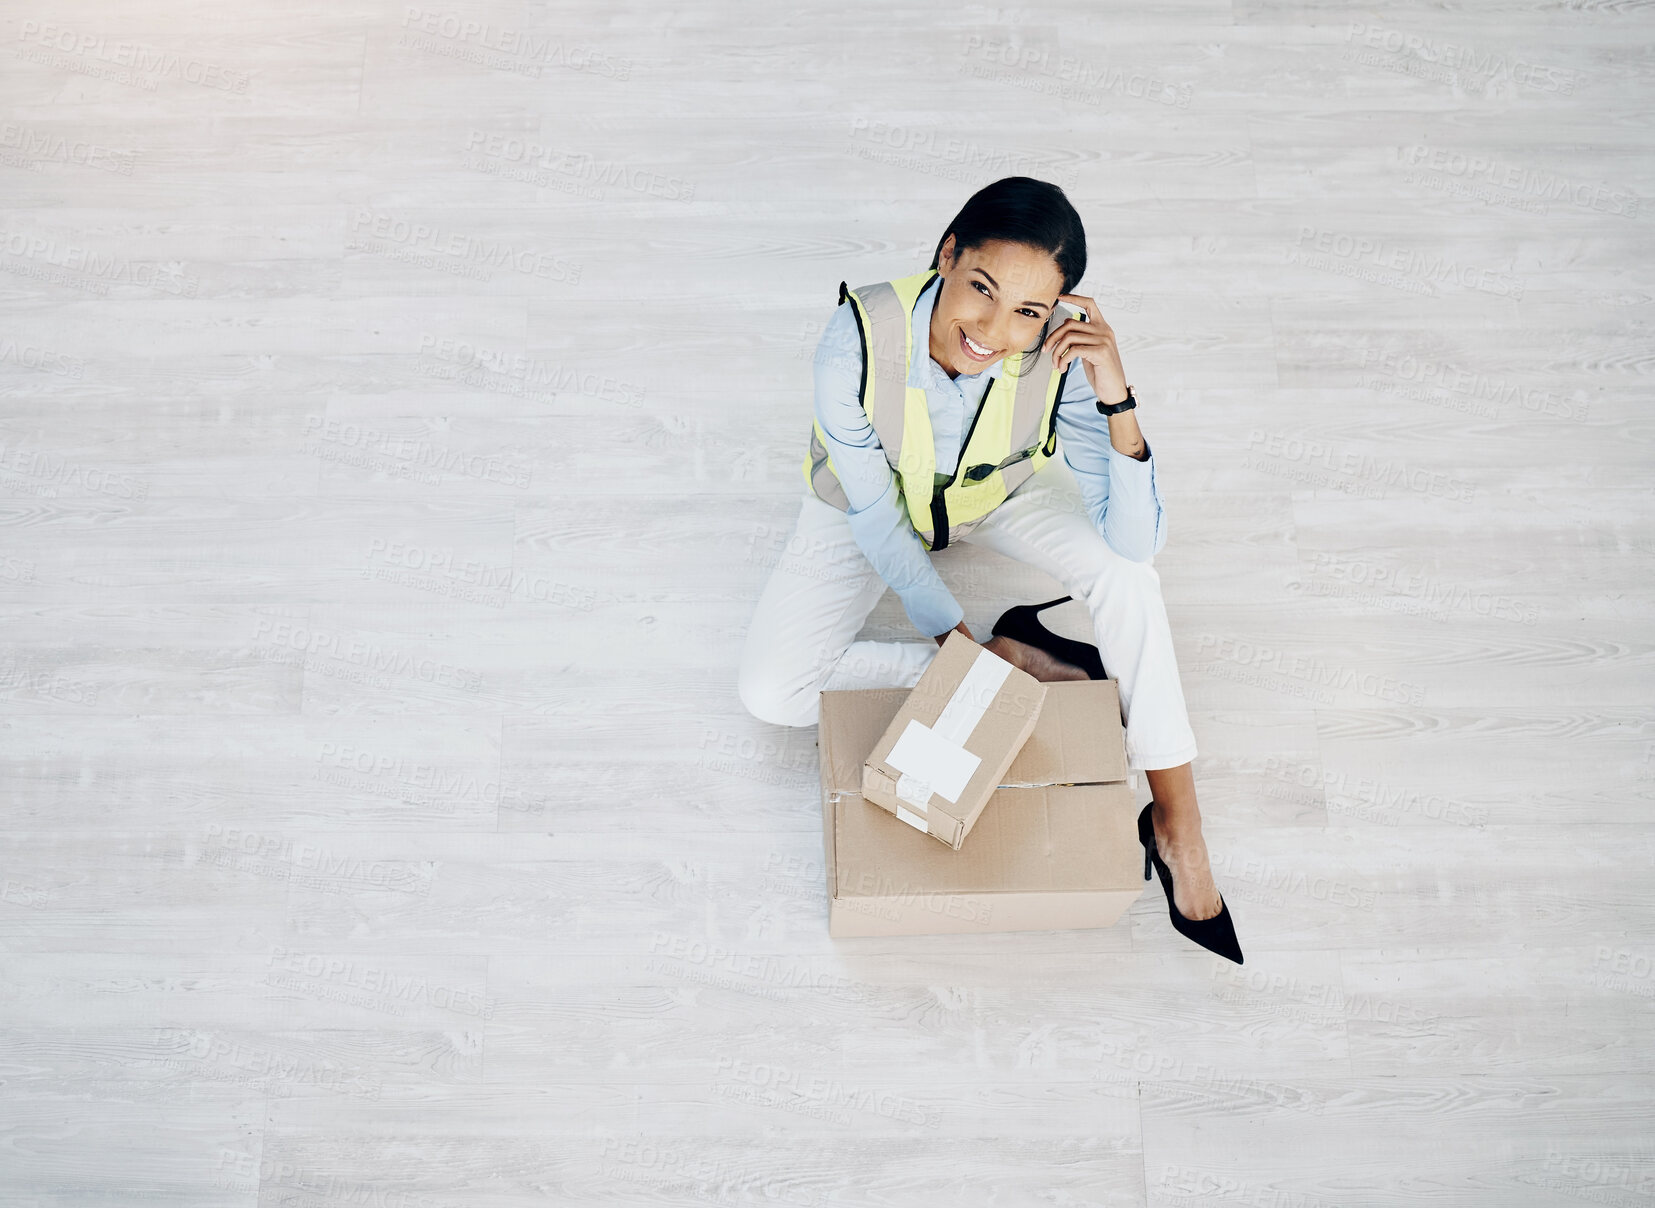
[[908, 272, 1006, 390]]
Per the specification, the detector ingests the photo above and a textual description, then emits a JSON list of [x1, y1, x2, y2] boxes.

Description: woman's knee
[[1123, 556, 1163, 590], [736, 659, 816, 729], [1076, 552, 1162, 604]]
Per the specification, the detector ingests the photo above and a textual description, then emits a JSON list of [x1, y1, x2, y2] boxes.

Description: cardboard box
[[1000, 679, 1132, 788], [860, 631, 1047, 849], [820, 681, 1144, 938]]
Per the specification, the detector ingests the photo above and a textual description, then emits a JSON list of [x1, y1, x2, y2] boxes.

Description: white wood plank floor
[[1, 0, 1651, 1204]]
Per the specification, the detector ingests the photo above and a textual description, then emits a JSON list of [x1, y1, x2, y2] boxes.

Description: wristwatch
[[1096, 384, 1136, 416]]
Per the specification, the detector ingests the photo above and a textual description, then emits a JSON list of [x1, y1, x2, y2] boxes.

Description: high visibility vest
[[802, 268, 1071, 551]]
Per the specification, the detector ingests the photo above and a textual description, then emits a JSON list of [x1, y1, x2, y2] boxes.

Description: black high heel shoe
[[1137, 802, 1244, 964], [990, 595, 1105, 680]]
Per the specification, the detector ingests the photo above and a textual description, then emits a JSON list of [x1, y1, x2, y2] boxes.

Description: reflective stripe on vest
[[800, 269, 1069, 551]]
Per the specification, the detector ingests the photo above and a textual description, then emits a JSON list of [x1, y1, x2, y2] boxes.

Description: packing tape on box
[[883, 646, 1012, 830]]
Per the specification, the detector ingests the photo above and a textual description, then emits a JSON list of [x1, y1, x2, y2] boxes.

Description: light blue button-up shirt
[[812, 272, 1167, 638]]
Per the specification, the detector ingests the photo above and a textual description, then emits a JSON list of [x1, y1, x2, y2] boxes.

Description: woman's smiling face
[[927, 235, 1065, 380]]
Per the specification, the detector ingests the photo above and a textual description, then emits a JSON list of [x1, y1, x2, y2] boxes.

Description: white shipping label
[[932, 647, 1014, 745], [886, 718, 982, 806]]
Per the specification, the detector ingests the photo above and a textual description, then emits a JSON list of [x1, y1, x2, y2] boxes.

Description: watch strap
[[1097, 384, 1137, 416]]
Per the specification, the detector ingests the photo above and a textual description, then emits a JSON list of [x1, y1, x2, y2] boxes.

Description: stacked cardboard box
[[817, 634, 1144, 938], [860, 631, 1047, 849]]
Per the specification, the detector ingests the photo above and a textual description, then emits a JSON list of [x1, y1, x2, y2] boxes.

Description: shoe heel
[[1030, 595, 1073, 614], [1138, 802, 1154, 881]]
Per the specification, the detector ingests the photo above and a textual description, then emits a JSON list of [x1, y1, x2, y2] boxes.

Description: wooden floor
[[2, 0, 1652, 1203]]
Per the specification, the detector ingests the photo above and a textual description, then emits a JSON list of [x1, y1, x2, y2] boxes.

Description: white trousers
[[736, 457, 1200, 772]]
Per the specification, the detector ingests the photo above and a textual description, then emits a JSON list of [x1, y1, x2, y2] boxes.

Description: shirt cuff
[[1105, 440, 1157, 505], [897, 582, 965, 641]]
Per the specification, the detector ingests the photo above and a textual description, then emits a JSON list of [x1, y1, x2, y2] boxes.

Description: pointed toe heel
[[1137, 802, 1244, 965]]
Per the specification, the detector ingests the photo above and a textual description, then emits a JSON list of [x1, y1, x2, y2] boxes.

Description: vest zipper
[[928, 377, 995, 552]]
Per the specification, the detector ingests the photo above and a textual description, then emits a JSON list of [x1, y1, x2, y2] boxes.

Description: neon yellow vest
[[801, 269, 1070, 551]]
